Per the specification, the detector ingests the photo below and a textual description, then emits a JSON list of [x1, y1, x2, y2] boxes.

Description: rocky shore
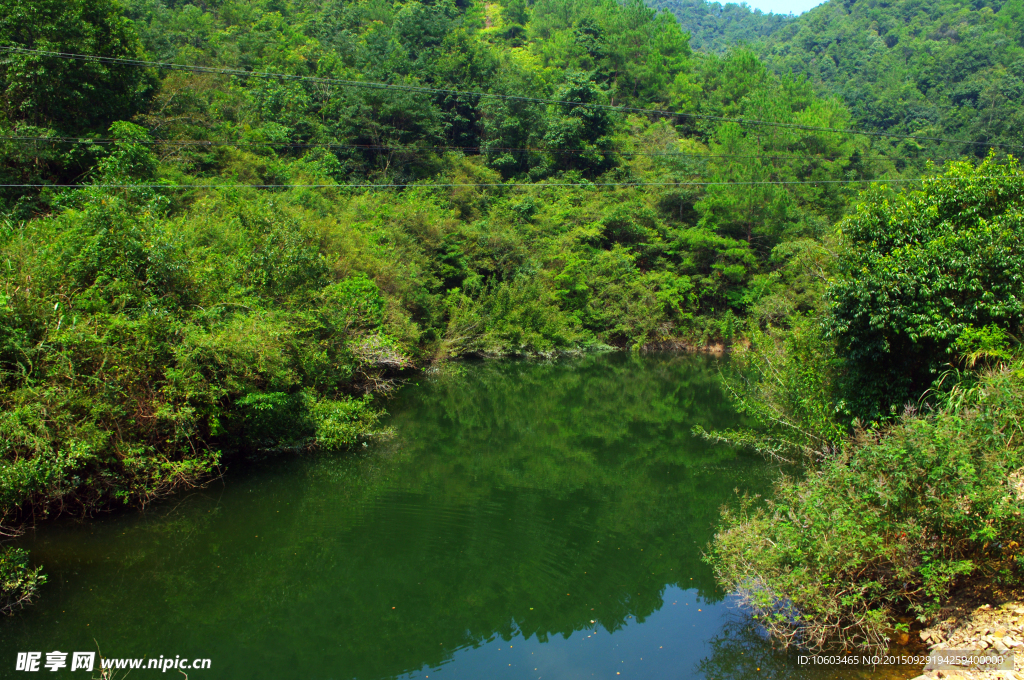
[[911, 601, 1024, 680]]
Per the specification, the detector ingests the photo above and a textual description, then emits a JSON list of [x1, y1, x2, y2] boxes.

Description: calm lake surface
[[0, 353, 916, 679]]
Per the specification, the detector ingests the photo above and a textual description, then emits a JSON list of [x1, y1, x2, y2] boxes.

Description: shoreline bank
[[911, 596, 1024, 680]]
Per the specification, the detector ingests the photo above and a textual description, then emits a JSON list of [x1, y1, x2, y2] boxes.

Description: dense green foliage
[[0, 0, 150, 130], [0, 547, 43, 615], [646, 0, 794, 53], [827, 156, 1024, 423], [651, 0, 1024, 166], [1, 0, 1020, 644], [711, 157, 1024, 452], [708, 156, 1024, 650], [696, 313, 845, 464], [758, 0, 1024, 158], [0, 0, 153, 210], [711, 361, 1024, 650], [0, 0, 886, 525]]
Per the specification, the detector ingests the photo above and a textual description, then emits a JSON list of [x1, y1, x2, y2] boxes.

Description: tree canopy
[[653, 0, 1024, 163]]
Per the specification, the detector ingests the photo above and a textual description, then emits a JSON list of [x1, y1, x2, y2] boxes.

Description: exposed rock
[[915, 599, 1024, 680]]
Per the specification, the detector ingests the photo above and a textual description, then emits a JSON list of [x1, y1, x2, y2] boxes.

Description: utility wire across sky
[[2, 45, 1021, 152], [2, 176, 1015, 190], [0, 135, 968, 164]]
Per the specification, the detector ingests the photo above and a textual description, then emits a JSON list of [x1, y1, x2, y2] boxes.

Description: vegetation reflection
[[1, 353, 771, 679]]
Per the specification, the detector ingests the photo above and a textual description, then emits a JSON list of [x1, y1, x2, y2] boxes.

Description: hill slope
[[652, 0, 1024, 156], [646, 0, 795, 52], [0, 0, 883, 525], [761, 0, 1024, 155]]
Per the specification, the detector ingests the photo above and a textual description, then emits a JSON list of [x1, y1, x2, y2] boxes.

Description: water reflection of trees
[[697, 616, 802, 680], [696, 615, 913, 680], [3, 353, 779, 680]]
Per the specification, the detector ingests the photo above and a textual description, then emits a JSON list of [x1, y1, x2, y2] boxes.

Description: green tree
[[0, 0, 151, 131], [541, 73, 615, 175], [826, 156, 1024, 423], [754, 0, 1024, 163]]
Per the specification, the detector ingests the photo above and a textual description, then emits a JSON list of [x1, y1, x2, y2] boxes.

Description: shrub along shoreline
[[709, 361, 1024, 651], [704, 156, 1024, 652]]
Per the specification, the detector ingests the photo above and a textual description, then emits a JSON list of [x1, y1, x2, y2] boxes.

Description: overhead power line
[[0, 135, 952, 163], [1, 45, 1020, 152], [1, 176, 1013, 189]]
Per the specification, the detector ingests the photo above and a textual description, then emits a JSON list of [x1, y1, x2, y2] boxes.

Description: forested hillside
[[3, 0, 1016, 496], [646, 0, 794, 52], [645, 0, 1024, 653], [654, 0, 1024, 158], [1, 0, 1022, 651], [761, 0, 1024, 158], [0, 0, 902, 619]]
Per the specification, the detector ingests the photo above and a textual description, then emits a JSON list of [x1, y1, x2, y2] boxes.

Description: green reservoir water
[[0, 353, 915, 679]]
